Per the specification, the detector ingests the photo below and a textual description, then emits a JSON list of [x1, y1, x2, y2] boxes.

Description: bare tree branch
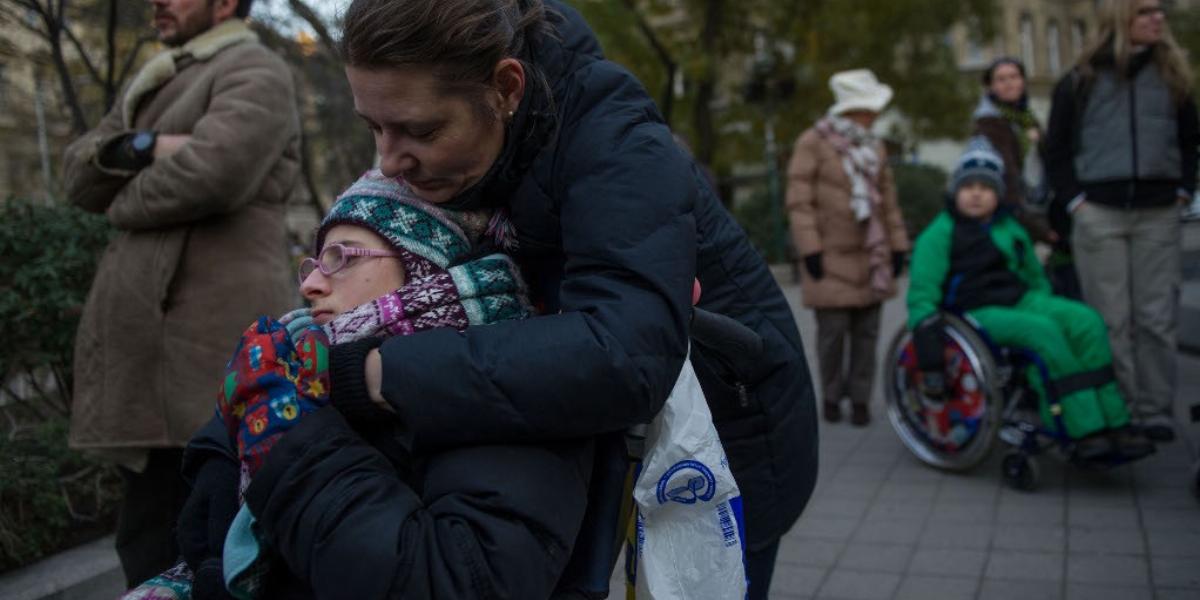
[[287, 0, 338, 57], [104, 0, 116, 110], [619, 0, 677, 124], [62, 23, 103, 89]]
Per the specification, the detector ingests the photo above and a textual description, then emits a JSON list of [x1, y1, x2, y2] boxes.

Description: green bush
[[732, 190, 790, 264], [893, 161, 950, 239], [0, 197, 120, 573], [0, 417, 121, 572], [0, 197, 112, 407]]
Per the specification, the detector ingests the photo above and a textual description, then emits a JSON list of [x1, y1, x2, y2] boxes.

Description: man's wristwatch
[[127, 131, 158, 168]]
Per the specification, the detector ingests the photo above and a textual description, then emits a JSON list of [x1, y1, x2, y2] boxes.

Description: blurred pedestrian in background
[[61, 0, 302, 585], [786, 69, 910, 426], [973, 57, 1054, 243], [1044, 0, 1197, 437]]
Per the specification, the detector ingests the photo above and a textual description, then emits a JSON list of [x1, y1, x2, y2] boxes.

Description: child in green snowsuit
[[907, 138, 1151, 460]]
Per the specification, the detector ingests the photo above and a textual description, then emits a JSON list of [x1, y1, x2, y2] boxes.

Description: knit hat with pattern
[[316, 170, 492, 280], [950, 136, 1006, 198]]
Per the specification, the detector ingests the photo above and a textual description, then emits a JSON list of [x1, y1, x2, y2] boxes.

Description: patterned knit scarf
[[323, 253, 532, 344], [814, 115, 893, 297]]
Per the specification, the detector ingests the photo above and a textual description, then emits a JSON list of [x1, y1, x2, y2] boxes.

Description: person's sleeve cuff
[[329, 336, 387, 425]]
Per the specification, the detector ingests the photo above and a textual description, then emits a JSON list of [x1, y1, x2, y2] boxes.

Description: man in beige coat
[[62, 0, 300, 585], [786, 69, 910, 426]]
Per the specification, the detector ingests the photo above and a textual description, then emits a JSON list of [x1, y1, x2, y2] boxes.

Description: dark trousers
[[745, 537, 782, 600], [114, 448, 187, 588], [815, 304, 883, 407]]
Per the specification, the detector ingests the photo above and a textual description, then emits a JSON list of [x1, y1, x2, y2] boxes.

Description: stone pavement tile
[[874, 483, 937, 504], [885, 463, 944, 485], [817, 480, 882, 502], [1064, 583, 1152, 600], [844, 450, 902, 468], [835, 542, 912, 573], [777, 537, 843, 569], [851, 519, 924, 545], [1066, 506, 1140, 530], [907, 548, 987, 578], [1066, 526, 1145, 555], [815, 569, 901, 600], [1150, 556, 1200, 588], [978, 579, 1064, 600], [830, 465, 890, 486], [1065, 554, 1148, 585], [1145, 528, 1200, 557], [993, 524, 1067, 553], [862, 500, 931, 523], [1064, 481, 1136, 509], [937, 481, 999, 504], [1135, 483, 1198, 509], [1157, 588, 1200, 600], [791, 516, 861, 542], [769, 563, 827, 597], [926, 500, 990, 523], [1139, 507, 1200, 532], [984, 550, 1064, 582], [917, 522, 993, 550], [893, 575, 977, 600], [996, 503, 1064, 526], [804, 497, 871, 520]]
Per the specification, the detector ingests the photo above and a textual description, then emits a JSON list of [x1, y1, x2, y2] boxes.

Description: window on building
[[1071, 20, 1087, 60], [1047, 21, 1062, 75], [1020, 14, 1037, 76]]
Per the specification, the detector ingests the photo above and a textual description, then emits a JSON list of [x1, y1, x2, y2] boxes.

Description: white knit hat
[[827, 69, 894, 116]]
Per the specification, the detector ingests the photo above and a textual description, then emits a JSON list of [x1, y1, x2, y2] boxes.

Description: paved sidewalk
[[768, 277, 1200, 600]]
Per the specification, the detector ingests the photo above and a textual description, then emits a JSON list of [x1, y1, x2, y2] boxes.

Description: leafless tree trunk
[[692, 0, 722, 166], [620, 0, 677, 125]]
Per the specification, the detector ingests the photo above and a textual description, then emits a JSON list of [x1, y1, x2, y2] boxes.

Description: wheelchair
[[884, 312, 1154, 491]]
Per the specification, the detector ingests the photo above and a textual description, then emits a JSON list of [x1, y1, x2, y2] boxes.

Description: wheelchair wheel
[[885, 314, 1003, 471], [1002, 451, 1039, 491]]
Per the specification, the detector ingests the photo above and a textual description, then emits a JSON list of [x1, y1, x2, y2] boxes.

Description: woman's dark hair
[[340, 0, 550, 119], [981, 57, 1026, 86]]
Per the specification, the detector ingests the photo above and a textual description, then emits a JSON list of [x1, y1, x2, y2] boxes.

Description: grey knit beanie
[[950, 136, 1006, 198]]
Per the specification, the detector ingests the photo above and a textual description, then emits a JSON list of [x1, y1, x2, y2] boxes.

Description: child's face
[[955, 181, 999, 220], [300, 225, 406, 325]]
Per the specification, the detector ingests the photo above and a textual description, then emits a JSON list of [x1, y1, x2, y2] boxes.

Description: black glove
[[803, 253, 824, 280], [192, 557, 236, 600], [177, 453, 239, 582], [892, 251, 906, 277]]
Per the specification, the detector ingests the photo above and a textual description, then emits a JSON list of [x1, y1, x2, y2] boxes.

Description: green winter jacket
[[907, 209, 1050, 329]]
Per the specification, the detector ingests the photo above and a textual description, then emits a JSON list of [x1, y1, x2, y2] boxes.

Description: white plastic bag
[[629, 350, 747, 599]]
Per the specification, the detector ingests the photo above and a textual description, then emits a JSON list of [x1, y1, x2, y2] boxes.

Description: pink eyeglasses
[[298, 243, 399, 284]]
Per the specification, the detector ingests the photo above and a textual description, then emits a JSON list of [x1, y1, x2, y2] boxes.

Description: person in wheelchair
[[907, 138, 1153, 461]]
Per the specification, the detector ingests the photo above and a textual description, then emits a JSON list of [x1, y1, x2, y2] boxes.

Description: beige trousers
[[1071, 202, 1180, 418]]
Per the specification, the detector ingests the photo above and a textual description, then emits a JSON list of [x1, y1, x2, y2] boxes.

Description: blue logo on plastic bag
[[656, 460, 717, 505]]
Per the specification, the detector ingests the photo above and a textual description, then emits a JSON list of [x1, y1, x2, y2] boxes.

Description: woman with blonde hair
[[1044, 0, 1197, 437]]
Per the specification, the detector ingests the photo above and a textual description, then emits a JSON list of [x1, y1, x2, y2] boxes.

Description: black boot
[[823, 400, 842, 423]]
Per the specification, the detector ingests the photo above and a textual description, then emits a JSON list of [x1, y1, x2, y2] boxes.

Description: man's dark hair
[[236, 0, 253, 18]]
